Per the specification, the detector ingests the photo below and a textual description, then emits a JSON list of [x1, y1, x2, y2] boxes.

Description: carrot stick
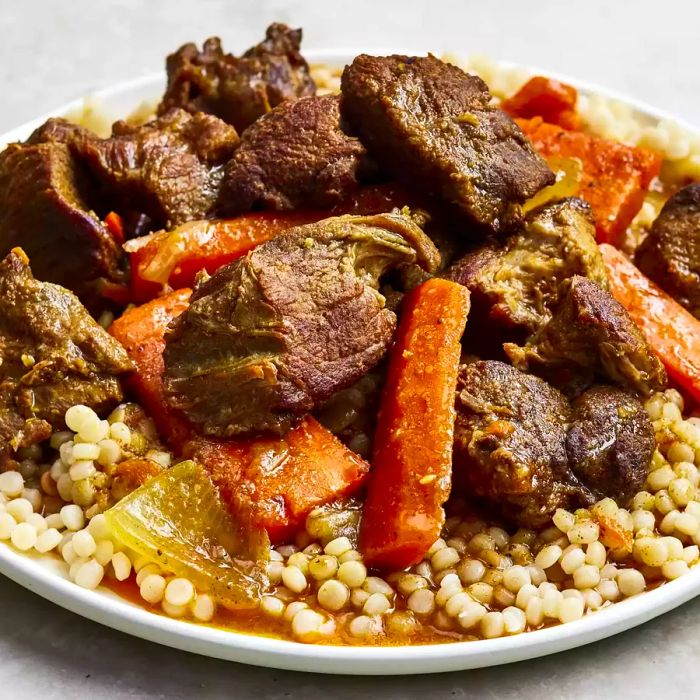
[[109, 293, 369, 542], [600, 243, 700, 403], [359, 278, 471, 569], [518, 117, 662, 247], [502, 76, 580, 130]]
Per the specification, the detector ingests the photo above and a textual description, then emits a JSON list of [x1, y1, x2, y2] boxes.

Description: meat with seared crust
[[158, 24, 316, 133], [567, 386, 654, 504], [505, 275, 667, 396], [0, 250, 132, 463], [163, 213, 439, 437], [635, 183, 700, 318], [218, 95, 373, 215], [453, 360, 593, 528], [340, 54, 554, 233]]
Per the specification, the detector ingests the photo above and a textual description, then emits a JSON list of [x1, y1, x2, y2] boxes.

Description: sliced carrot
[[600, 243, 700, 403], [502, 76, 580, 130], [105, 211, 125, 246], [518, 117, 662, 247], [109, 292, 369, 542], [359, 278, 471, 569]]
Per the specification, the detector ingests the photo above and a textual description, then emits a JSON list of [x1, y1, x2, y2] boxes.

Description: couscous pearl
[[6, 498, 33, 523], [535, 544, 562, 570], [632, 491, 656, 511], [74, 559, 104, 590], [648, 466, 675, 492], [445, 592, 473, 618], [363, 576, 394, 596], [61, 541, 78, 565], [558, 596, 584, 623], [407, 588, 436, 615], [350, 589, 370, 608], [69, 558, 89, 581], [287, 552, 310, 575], [502, 565, 531, 592], [468, 533, 496, 553], [140, 574, 166, 604], [56, 474, 74, 502], [456, 601, 487, 629], [349, 615, 381, 638], [60, 504, 85, 531], [560, 547, 586, 574], [668, 441, 695, 463], [446, 537, 468, 555], [165, 578, 195, 607], [161, 600, 187, 618], [663, 536, 684, 559], [515, 583, 539, 610], [596, 579, 620, 602], [635, 537, 669, 567], [457, 558, 486, 584], [0, 513, 16, 540], [669, 478, 695, 507], [87, 513, 110, 540], [387, 611, 419, 636], [281, 565, 307, 593], [468, 582, 494, 605], [585, 541, 607, 568], [283, 601, 308, 621], [493, 585, 516, 608], [269, 549, 284, 562], [431, 547, 460, 572], [683, 545, 700, 564], [324, 537, 352, 557], [192, 594, 216, 622], [426, 538, 447, 557], [111, 552, 132, 581], [136, 563, 161, 586], [338, 560, 367, 588], [662, 559, 689, 580], [481, 611, 505, 639], [44, 513, 64, 530], [338, 549, 363, 564], [72, 530, 97, 558], [552, 509, 575, 533], [308, 554, 338, 581], [573, 565, 601, 590], [72, 443, 100, 462], [503, 606, 527, 634], [35, 528, 62, 553], [21, 488, 42, 512], [686, 501, 700, 519], [584, 589, 603, 610], [659, 510, 680, 534], [567, 522, 600, 545], [655, 491, 676, 516], [0, 471, 24, 497], [11, 522, 37, 551], [292, 609, 329, 641], [25, 512, 47, 533], [97, 439, 121, 467], [363, 593, 391, 616], [69, 461, 96, 482], [267, 561, 284, 585], [632, 509, 656, 533], [317, 580, 350, 611], [617, 569, 646, 596], [303, 543, 323, 556], [542, 589, 563, 618], [109, 422, 132, 446]]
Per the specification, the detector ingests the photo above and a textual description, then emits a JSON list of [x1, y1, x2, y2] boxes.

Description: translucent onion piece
[[305, 499, 362, 546], [522, 157, 583, 214], [105, 460, 269, 609]]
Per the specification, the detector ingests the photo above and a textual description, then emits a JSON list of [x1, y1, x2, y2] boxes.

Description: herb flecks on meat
[[162, 213, 439, 437], [0, 249, 133, 462], [341, 54, 554, 233], [159, 23, 316, 133]]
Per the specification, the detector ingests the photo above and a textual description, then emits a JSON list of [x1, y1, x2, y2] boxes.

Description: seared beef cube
[[446, 198, 608, 336], [32, 110, 239, 230], [163, 213, 439, 436], [506, 276, 666, 396], [0, 141, 125, 303], [159, 24, 316, 133], [340, 54, 554, 233], [219, 95, 373, 215], [453, 361, 593, 528], [0, 250, 132, 460], [567, 386, 654, 504], [636, 183, 700, 318]]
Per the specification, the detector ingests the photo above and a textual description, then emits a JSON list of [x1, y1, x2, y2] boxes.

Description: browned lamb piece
[[163, 213, 439, 437], [635, 183, 700, 318], [0, 249, 133, 463], [340, 54, 554, 233], [30, 109, 239, 230], [505, 275, 667, 397], [218, 95, 375, 215], [158, 23, 316, 133], [0, 140, 126, 304]]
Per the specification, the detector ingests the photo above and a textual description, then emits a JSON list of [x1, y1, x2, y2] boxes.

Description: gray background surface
[[0, 0, 698, 697]]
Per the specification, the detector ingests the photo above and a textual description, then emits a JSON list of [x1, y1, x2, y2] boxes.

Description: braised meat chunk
[[340, 54, 554, 232], [566, 386, 654, 504], [635, 183, 700, 318], [0, 250, 132, 462], [447, 198, 607, 337], [506, 276, 667, 396], [453, 360, 593, 528], [163, 213, 439, 436], [159, 23, 316, 133], [31, 110, 239, 230], [0, 141, 125, 303], [218, 95, 373, 215]]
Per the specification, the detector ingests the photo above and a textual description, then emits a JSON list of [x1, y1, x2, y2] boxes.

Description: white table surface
[[1, 0, 699, 696]]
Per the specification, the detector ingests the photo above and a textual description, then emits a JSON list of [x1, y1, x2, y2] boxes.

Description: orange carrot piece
[[502, 76, 580, 130], [110, 292, 369, 542], [518, 117, 662, 247], [600, 243, 700, 403], [359, 278, 471, 569], [104, 211, 125, 246]]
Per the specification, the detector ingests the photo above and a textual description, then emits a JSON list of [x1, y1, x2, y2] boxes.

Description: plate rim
[[1, 48, 699, 675]]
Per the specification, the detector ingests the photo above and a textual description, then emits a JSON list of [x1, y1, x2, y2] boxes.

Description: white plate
[[0, 50, 698, 675]]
